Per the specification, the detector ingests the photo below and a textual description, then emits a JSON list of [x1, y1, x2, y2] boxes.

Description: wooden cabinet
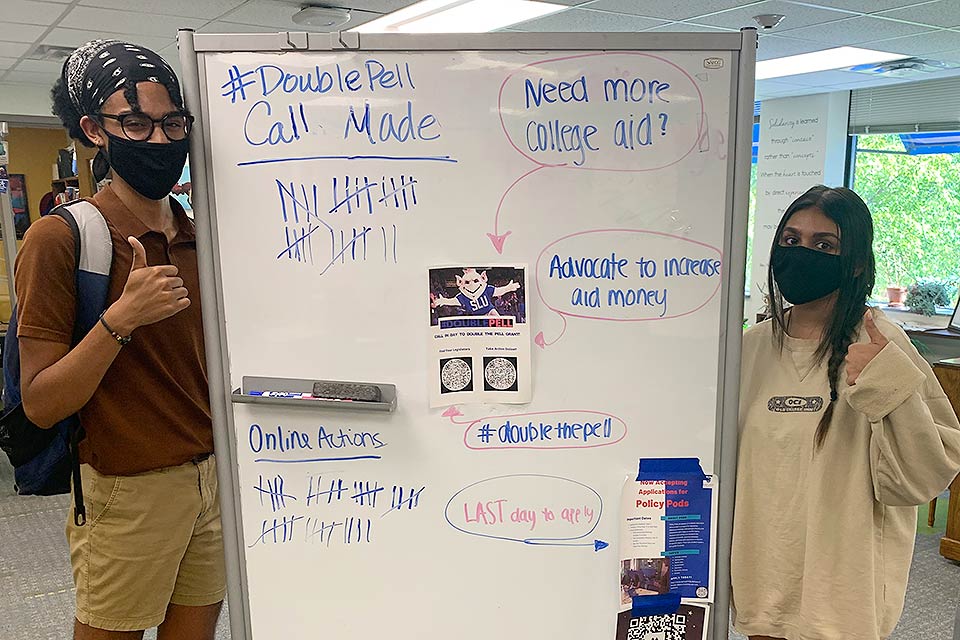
[[932, 360, 960, 562]]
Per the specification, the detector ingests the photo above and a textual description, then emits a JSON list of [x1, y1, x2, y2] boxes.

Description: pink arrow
[[534, 315, 567, 349], [489, 165, 547, 254], [442, 406, 469, 424], [486, 232, 511, 254]]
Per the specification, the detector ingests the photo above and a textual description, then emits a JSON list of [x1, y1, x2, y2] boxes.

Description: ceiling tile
[[199, 22, 282, 34], [937, 48, 960, 62], [0, 57, 20, 70], [821, 76, 914, 87], [0, 41, 31, 58], [777, 15, 934, 45], [512, 8, 668, 31], [2, 70, 58, 85], [300, 0, 414, 12], [796, 0, 920, 12], [213, 9, 380, 32], [755, 78, 811, 91], [0, 21, 47, 43], [583, 0, 764, 22], [695, 0, 852, 31], [60, 6, 205, 38], [645, 22, 736, 33], [0, 0, 69, 26], [875, 0, 960, 28], [777, 68, 875, 85], [79, 0, 248, 21], [15, 58, 64, 73], [755, 34, 832, 60], [869, 29, 960, 55], [218, 0, 389, 29], [43, 27, 173, 53]]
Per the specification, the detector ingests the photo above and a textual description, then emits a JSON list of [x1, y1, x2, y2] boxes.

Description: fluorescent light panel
[[756, 46, 910, 80], [352, 0, 564, 33]]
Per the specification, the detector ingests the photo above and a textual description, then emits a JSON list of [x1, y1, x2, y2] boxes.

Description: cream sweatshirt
[[731, 312, 960, 640]]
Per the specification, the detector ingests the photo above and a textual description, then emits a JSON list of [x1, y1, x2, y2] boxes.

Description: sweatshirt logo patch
[[768, 396, 823, 413]]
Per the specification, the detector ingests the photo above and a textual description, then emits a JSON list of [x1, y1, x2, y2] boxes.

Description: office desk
[[932, 359, 960, 562]]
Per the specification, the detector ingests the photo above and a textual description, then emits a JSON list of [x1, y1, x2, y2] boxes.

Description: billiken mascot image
[[432, 268, 520, 316]]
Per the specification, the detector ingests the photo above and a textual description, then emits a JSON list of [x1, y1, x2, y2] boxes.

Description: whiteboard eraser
[[312, 381, 382, 402]]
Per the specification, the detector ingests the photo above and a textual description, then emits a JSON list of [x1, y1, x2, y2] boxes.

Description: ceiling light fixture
[[292, 5, 352, 30], [351, 0, 564, 34], [756, 46, 910, 80]]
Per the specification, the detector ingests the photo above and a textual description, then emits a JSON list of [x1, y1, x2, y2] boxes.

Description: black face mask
[[102, 132, 189, 201], [772, 244, 842, 305]]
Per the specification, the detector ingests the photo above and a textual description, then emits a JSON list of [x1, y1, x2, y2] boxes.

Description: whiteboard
[[180, 31, 755, 640]]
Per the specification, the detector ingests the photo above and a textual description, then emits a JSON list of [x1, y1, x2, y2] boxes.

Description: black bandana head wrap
[[61, 40, 185, 181], [62, 39, 183, 116]]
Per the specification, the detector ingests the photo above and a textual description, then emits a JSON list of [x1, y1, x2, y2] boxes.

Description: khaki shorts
[[67, 455, 226, 631]]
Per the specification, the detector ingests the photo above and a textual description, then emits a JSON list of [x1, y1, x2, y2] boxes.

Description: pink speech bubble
[[498, 52, 706, 173], [534, 229, 722, 346], [445, 474, 603, 545], [454, 410, 628, 451]]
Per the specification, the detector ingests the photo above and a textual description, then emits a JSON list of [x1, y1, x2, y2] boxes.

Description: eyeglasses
[[96, 111, 194, 142]]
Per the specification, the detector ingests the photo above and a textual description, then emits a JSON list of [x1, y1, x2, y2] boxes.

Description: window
[[850, 132, 960, 310]]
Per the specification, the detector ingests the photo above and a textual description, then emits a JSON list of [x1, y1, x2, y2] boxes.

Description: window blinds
[[849, 76, 960, 134]]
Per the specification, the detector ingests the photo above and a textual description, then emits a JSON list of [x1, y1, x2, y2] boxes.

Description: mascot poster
[[428, 265, 531, 407]]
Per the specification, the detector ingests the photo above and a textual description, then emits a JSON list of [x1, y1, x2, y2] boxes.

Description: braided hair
[[766, 186, 876, 450]]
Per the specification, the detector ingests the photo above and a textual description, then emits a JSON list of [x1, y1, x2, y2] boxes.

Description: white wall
[[0, 83, 56, 119], [747, 91, 850, 324]]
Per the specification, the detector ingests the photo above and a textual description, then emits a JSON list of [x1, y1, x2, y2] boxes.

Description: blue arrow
[[522, 539, 609, 551]]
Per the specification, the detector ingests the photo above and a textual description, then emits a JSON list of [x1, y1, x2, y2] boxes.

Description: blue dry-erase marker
[[249, 391, 312, 399]]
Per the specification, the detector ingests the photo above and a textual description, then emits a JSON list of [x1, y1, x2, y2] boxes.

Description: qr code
[[626, 613, 687, 640]]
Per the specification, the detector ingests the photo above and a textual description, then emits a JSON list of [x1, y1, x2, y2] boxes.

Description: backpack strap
[[49, 199, 112, 527], [52, 200, 112, 342]]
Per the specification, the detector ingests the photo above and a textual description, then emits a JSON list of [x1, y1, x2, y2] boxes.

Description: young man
[[16, 40, 224, 639]]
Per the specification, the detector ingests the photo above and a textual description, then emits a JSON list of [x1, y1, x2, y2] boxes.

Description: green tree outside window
[[852, 133, 960, 307]]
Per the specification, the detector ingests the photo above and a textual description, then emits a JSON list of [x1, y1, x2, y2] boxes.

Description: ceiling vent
[[849, 56, 959, 78], [28, 44, 76, 62]]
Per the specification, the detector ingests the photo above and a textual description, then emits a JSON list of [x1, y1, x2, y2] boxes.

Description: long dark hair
[[767, 185, 876, 449]]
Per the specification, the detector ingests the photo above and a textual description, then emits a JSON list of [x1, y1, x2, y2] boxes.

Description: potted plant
[[905, 278, 957, 316], [885, 258, 908, 306], [886, 284, 907, 306]]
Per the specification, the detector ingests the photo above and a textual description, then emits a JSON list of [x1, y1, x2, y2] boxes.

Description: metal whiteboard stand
[[710, 26, 757, 640], [178, 29, 253, 640], [0, 121, 17, 309]]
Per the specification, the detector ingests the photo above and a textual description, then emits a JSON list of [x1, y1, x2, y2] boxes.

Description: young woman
[[731, 185, 960, 640]]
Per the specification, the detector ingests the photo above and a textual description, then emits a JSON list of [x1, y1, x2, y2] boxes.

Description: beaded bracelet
[[99, 312, 132, 346]]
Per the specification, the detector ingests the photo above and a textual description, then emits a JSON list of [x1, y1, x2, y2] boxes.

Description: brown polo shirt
[[14, 186, 212, 475]]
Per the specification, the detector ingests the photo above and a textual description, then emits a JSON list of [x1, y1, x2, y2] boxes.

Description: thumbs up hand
[[845, 310, 890, 386], [129, 235, 148, 271], [103, 236, 191, 336]]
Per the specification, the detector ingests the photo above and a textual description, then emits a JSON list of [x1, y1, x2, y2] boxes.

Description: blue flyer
[[618, 458, 716, 617]]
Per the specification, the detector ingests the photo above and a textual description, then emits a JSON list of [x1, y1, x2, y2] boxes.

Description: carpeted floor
[[0, 457, 956, 639]]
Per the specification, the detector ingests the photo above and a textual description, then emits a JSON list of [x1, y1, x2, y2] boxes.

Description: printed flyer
[[428, 265, 531, 407], [618, 459, 715, 610]]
